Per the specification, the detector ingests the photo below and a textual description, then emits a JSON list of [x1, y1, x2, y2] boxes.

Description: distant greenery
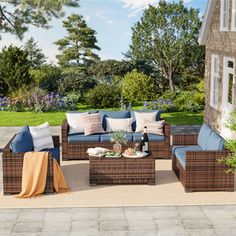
[[0, 110, 203, 126], [0, 1, 205, 113]]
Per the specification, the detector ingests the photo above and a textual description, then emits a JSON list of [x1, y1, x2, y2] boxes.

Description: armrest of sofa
[[163, 123, 171, 139], [185, 150, 230, 169], [2, 134, 54, 160], [61, 119, 69, 143], [172, 134, 198, 145], [52, 136, 60, 147]]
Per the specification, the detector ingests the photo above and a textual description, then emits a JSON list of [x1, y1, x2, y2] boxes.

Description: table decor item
[[110, 130, 127, 155]]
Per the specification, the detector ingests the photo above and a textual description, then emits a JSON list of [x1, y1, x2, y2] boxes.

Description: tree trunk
[[168, 68, 175, 92]]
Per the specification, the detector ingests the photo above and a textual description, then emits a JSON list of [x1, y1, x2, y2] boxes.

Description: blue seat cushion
[[174, 145, 202, 169], [41, 147, 60, 163], [10, 131, 34, 153], [130, 110, 163, 131], [206, 131, 225, 150], [68, 134, 100, 143], [197, 123, 212, 150], [132, 133, 165, 142], [100, 133, 133, 142], [99, 110, 131, 130]]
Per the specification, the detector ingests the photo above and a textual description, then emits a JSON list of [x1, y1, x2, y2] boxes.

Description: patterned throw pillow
[[144, 120, 165, 135], [84, 122, 105, 136], [66, 112, 88, 134], [106, 117, 133, 132], [79, 113, 102, 128], [29, 122, 54, 151], [134, 111, 158, 132]]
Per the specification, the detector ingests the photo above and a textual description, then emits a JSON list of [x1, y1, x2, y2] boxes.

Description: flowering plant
[[110, 130, 128, 144], [143, 98, 177, 112]]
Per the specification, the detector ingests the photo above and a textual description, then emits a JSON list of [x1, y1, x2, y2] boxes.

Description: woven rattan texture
[[2, 135, 60, 194], [89, 156, 155, 185], [172, 134, 234, 192], [61, 119, 171, 160]]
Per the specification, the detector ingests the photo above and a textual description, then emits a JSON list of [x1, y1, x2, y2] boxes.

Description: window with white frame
[[210, 54, 219, 109], [223, 57, 235, 107], [220, 0, 229, 31], [232, 0, 236, 31]]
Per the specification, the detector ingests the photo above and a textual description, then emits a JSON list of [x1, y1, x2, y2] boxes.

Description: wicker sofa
[[172, 123, 234, 192], [62, 110, 171, 160], [2, 126, 60, 194]]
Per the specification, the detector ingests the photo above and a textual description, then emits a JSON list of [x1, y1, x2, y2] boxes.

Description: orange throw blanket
[[17, 152, 68, 198]]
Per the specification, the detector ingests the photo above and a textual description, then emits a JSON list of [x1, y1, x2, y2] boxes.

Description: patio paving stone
[[182, 218, 213, 230], [13, 222, 43, 233], [42, 221, 71, 232], [72, 208, 99, 221], [99, 231, 129, 236], [158, 229, 188, 236], [70, 232, 100, 236], [99, 208, 126, 221], [186, 229, 216, 236], [129, 231, 158, 236], [215, 229, 236, 236], [128, 220, 157, 231], [154, 219, 184, 230], [100, 220, 129, 231], [177, 206, 207, 219], [71, 221, 99, 231]]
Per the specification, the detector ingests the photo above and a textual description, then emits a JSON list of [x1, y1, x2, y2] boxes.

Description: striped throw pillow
[[29, 122, 54, 151]]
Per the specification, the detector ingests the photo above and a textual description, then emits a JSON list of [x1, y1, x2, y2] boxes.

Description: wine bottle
[[141, 126, 149, 153]]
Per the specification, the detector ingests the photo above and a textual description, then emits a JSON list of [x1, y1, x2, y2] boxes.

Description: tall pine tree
[[55, 14, 100, 72]]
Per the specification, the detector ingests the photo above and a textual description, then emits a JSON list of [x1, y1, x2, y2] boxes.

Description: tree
[[29, 65, 62, 92], [122, 70, 158, 103], [0, 45, 31, 93], [0, 0, 79, 39], [128, 0, 204, 92], [24, 37, 47, 68], [58, 71, 97, 99], [88, 59, 133, 84], [55, 14, 100, 71]]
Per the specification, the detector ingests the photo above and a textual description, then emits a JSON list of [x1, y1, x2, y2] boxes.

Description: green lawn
[[0, 110, 203, 126]]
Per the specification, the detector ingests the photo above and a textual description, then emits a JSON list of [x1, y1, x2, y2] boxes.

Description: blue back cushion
[[99, 110, 131, 130], [20, 125, 30, 133], [10, 132, 34, 153], [206, 131, 225, 150], [197, 123, 212, 150], [130, 110, 163, 131]]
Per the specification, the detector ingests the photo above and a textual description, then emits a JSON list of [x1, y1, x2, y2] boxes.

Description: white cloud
[[121, 0, 159, 17], [121, 0, 192, 17], [95, 10, 115, 24], [84, 15, 91, 22]]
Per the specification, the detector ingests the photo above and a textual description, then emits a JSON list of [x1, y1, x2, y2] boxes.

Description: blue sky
[[0, 0, 207, 63]]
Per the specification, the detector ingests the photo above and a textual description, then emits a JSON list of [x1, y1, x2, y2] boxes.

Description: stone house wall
[[204, 0, 236, 135]]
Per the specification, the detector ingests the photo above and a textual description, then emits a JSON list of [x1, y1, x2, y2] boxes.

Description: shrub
[[30, 65, 62, 92], [122, 70, 158, 103], [174, 91, 204, 112], [58, 71, 96, 100], [86, 84, 121, 108], [0, 97, 10, 111], [143, 98, 177, 112]]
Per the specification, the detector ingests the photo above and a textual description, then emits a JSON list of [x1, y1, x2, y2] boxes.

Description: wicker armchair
[[62, 119, 171, 160], [172, 133, 234, 192], [2, 135, 60, 194]]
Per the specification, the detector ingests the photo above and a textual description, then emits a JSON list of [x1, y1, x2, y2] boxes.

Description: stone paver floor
[[1, 205, 236, 235]]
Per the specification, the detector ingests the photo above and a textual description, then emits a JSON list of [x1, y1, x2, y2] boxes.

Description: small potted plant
[[218, 111, 236, 174], [110, 130, 128, 155]]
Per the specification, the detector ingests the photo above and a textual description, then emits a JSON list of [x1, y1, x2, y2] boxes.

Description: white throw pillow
[[134, 111, 157, 132], [144, 120, 165, 135], [66, 112, 88, 134], [106, 117, 133, 132], [29, 122, 54, 151]]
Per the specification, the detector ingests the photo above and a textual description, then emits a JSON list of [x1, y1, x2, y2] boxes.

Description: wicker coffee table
[[89, 154, 155, 186]]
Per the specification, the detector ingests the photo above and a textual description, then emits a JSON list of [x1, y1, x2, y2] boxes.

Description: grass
[[0, 109, 204, 126]]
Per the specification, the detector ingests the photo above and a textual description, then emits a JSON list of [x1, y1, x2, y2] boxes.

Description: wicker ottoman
[[89, 155, 155, 185]]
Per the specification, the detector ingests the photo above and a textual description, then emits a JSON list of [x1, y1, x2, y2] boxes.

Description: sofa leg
[[185, 189, 193, 193]]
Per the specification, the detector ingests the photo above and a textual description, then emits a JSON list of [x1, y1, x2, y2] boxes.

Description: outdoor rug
[[1, 160, 236, 208]]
